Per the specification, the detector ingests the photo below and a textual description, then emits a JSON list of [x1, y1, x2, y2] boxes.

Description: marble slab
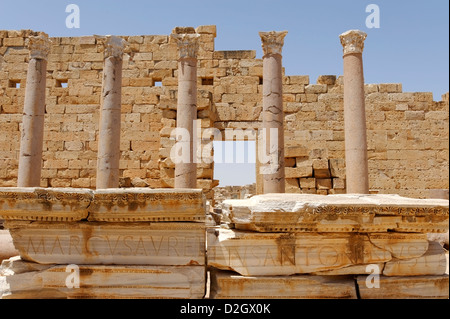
[[88, 188, 206, 222], [6, 221, 205, 266], [0, 188, 206, 223], [383, 241, 448, 276], [209, 270, 357, 299], [356, 274, 449, 299], [0, 230, 19, 263], [207, 228, 429, 276], [0, 187, 92, 222], [0, 257, 205, 299], [223, 194, 449, 233]]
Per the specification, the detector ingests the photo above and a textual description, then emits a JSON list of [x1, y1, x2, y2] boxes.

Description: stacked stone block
[[284, 156, 347, 195], [207, 194, 449, 299], [0, 187, 207, 299]]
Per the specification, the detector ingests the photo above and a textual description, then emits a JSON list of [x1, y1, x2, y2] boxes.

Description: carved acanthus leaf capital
[[171, 33, 200, 59], [339, 30, 367, 56], [96, 35, 127, 60], [259, 31, 288, 56], [27, 34, 52, 61]]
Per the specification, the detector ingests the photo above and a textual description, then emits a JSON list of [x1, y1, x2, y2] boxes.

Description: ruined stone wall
[[214, 183, 256, 208], [0, 26, 448, 199]]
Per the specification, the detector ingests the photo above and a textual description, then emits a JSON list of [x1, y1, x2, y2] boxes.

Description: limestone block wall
[[279, 77, 449, 198], [0, 26, 448, 199]]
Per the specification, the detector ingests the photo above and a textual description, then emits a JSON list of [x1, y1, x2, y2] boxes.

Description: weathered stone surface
[[285, 145, 308, 157], [0, 187, 92, 222], [6, 221, 205, 266], [0, 188, 206, 223], [368, 233, 429, 259], [356, 274, 449, 299], [0, 257, 205, 299], [223, 194, 449, 233], [383, 241, 447, 276], [312, 263, 385, 276], [427, 231, 449, 249], [208, 228, 396, 276], [88, 188, 206, 222], [210, 270, 357, 299], [0, 230, 19, 263]]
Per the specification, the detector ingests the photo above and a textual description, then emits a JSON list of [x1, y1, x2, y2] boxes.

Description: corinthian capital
[[339, 30, 367, 56], [97, 35, 127, 60], [171, 33, 200, 59], [259, 31, 288, 56], [28, 34, 52, 61]]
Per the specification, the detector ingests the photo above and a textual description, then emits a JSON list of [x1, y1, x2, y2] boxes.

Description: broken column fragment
[[207, 193, 449, 299]]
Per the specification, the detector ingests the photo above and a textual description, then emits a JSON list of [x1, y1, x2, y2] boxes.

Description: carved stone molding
[[171, 33, 200, 59], [222, 194, 449, 233], [259, 31, 288, 56], [0, 187, 92, 222], [0, 188, 206, 223], [208, 229, 430, 276], [339, 30, 367, 56], [27, 34, 52, 61], [88, 188, 206, 222]]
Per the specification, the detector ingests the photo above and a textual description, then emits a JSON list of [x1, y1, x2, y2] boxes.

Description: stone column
[[96, 36, 126, 189], [259, 31, 288, 194], [339, 30, 370, 194], [17, 34, 51, 187], [171, 30, 200, 189]]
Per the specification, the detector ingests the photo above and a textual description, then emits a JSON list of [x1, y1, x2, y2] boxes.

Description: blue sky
[[1, 0, 448, 186]]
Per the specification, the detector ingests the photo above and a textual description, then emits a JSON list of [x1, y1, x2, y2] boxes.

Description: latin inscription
[[209, 235, 398, 273], [25, 234, 204, 258], [222, 244, 390, 268]]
